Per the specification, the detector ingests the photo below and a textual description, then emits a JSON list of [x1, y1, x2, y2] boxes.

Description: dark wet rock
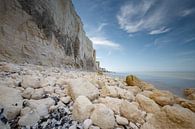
[[51, 96, 60, 105], [11, 104, 81, 129], [0, 108, 8, 124]]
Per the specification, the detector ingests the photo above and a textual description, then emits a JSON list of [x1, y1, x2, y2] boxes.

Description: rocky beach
[[0, 0, 195, 129], [0, 62, 195, 129]]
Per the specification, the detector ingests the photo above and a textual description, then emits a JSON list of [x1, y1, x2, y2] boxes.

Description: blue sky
[[72, 0, 195, 72]]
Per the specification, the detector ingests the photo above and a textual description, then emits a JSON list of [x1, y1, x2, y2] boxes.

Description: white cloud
[[184, 37, 195, 44], [149, 27, 171, 35], [117, 0, 189, 35], [180, 8, 194, 17], [86, 22, 122, 50], [90, 37, 120, 48], [128, 34, 134, 37], [154, 38, 172, 48], [117, 0, 164, 34], [96, 56, 102, 60], [97, 23, 107, 32]]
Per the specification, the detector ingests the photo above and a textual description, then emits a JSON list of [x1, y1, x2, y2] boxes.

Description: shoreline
[[0, 62, 195, 129], [106, 72, 195, 98]]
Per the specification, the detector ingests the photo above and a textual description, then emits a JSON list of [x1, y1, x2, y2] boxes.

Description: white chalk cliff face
[[0, 0, 96, 70]]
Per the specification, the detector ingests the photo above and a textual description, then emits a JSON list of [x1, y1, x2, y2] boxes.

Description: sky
[[72, 0, 195, 72]]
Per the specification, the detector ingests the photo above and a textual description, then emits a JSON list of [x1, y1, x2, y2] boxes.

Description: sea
[[107, 71, 195, 97]]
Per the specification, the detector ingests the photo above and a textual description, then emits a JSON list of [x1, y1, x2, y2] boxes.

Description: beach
[[0, 62, 195, 129]]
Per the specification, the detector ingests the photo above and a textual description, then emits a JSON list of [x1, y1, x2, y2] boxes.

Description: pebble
[[69, 124, 77, 129], [83, 119, 92, 129], [135, 122, 141, 128], [89, 125, 100, 129], [129, 122, 139, 129], [115, 115, 129, 125], [60, 96, 71, 104]]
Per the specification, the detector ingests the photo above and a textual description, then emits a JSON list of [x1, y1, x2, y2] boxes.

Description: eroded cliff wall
[[0, 0, 96, 70]]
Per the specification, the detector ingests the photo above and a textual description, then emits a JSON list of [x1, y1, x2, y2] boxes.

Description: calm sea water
[[107, 71, 195, 97]]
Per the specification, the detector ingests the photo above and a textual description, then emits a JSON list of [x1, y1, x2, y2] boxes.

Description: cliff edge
[[0, 0, 96, 70]]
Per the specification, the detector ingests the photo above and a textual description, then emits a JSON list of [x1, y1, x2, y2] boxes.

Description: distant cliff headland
[[0, 0, 98, 70]]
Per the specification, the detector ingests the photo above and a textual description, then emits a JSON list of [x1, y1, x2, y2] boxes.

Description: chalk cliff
[[0, 0, 96, 70]]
